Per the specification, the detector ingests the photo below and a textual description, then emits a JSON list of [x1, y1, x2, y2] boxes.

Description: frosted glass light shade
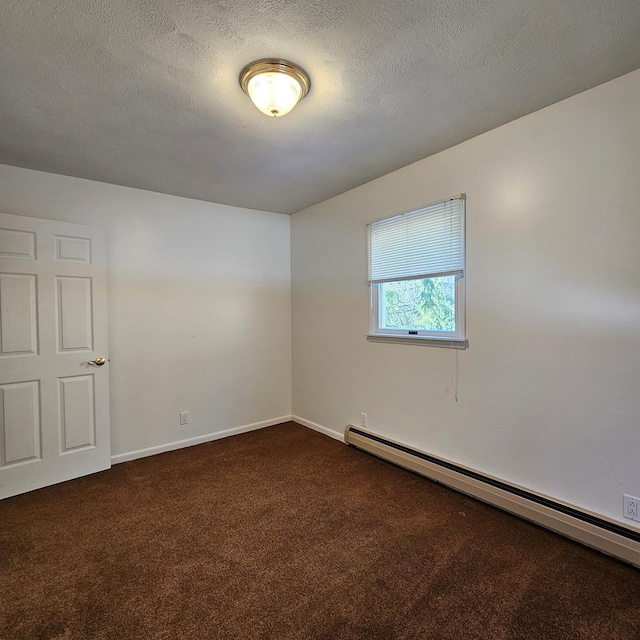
[[240, 59, 310, 118], [247, 72, 302, 117]]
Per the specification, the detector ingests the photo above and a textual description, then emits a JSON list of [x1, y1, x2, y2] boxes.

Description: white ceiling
[[1, 1, 639, 214]]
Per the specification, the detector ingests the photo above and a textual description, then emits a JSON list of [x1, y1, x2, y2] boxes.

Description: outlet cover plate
[[623, 494, 640, 522]]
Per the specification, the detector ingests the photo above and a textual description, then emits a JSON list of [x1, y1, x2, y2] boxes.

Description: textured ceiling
[[1, 1, 640, 214]]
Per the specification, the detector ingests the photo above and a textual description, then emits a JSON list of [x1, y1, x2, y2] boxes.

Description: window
[[367, 195, 467, 347]]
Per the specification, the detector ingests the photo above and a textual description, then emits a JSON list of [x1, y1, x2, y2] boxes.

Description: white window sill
[[366, 334, 469, 349]]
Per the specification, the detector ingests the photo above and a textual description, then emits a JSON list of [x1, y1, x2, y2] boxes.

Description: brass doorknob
[[88, 357, 107, 366]]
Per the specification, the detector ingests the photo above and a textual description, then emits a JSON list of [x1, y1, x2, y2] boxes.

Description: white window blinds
[[367, 197, 464, 283]]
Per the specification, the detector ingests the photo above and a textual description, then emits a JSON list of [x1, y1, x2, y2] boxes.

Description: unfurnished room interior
[[1, 1, 640, 639]]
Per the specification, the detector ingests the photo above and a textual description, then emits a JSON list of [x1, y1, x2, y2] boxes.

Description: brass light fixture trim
[[239, 59, 311, 117]]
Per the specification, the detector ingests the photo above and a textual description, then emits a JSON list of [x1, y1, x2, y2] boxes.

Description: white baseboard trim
[[111, 415, 292, 464], [292, 415, 345, 442]]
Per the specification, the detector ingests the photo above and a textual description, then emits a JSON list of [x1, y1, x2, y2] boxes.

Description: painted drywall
[[0, 165, 292, 457], [2, 1, 640, 213], [291, 69, 640, 529]]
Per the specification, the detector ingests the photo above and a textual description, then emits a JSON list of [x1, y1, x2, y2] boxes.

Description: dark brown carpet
[[1, 422, 639, 640]]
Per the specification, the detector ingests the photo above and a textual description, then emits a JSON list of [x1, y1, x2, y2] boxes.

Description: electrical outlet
[[179, 411, 188, 426], [623, 494, 640, 522], [360, 413, 368, 427]]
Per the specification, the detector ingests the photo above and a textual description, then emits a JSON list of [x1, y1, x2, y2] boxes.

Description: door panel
[[59, 374, 95, 453], [0, 273, 39, 356], [0, 380, 41, 467], [0, 212, 110, 499], [56, 276, 93, 352], [54, 235, 92, 264], [0, 228, 37, 259]]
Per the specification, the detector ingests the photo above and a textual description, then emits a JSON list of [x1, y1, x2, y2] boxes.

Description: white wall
[[291, 69, 640, 528], [0, 165, 292, 457]]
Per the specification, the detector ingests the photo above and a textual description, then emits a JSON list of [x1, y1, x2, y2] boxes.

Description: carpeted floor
[[1, 422, 639, 640]]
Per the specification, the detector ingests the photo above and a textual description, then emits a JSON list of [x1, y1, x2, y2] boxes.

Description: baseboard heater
[[344, 425, 640, 568]]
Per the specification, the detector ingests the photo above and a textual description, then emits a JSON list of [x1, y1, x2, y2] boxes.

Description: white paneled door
[[0, 213, 110, 499]]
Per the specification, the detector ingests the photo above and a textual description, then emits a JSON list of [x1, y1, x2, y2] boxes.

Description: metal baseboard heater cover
[[344, 425, 640, 568]]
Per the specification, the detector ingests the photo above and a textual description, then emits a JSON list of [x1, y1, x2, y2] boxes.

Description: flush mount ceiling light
[[240, 59, 310, 118]]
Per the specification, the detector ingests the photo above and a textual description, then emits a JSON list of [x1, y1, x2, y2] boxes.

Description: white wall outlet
[[360, 413, 368, 427], [179, 411, 188, 425], [623, 494, 640, 522]]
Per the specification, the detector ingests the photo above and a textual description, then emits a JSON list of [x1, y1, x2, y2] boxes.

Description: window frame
[[370, 274, 466, 339], [367, 196, 467, 349]]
